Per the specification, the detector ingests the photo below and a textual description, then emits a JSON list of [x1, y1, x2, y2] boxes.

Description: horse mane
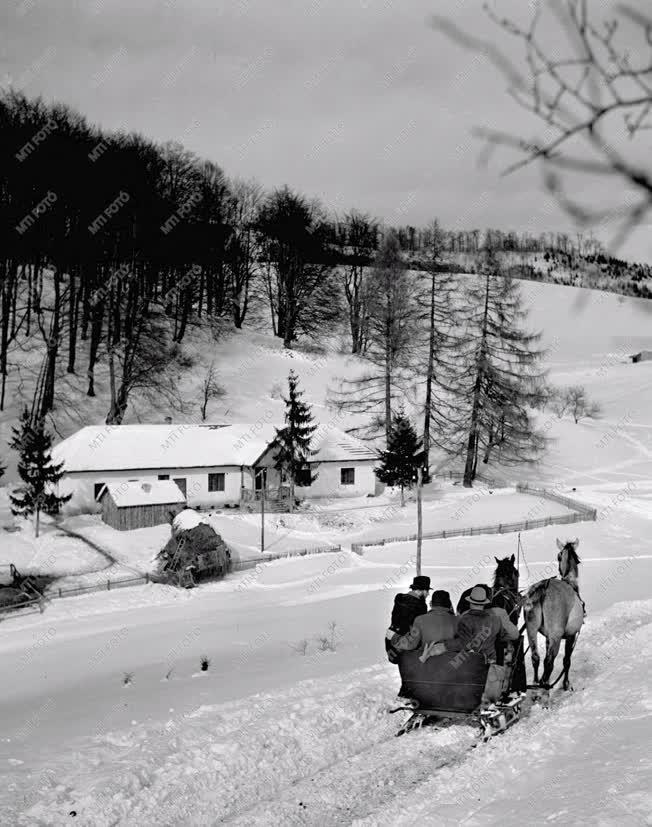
[[563, 544, 581, 566]]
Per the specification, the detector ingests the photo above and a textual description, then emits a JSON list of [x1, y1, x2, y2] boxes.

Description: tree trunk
[[416, 467, 422, 575], [35, 507, 40, 539], [422, 268, 436, 482], [384, 301, 392, 445], [463, 274, 490, 488]]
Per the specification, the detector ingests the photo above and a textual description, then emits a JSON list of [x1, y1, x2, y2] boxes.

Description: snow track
[[9, 600, 652, 826]]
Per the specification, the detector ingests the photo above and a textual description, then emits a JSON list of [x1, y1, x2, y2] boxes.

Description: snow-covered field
[[1, 281, 652, 825]]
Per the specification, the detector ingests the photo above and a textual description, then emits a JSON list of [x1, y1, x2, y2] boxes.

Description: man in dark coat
[[427, 584, 519, 706], [385, 575, 430, 698], [388, 590, 457, 654]]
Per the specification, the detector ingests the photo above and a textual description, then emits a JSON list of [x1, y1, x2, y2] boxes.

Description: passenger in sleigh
[[384, 575, 431, 698], [387, 590, 457, 657], [426, 585, 519, 707]]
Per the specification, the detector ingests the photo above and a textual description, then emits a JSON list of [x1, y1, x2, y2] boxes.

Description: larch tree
[[9, 408, 71, 536], [415, 218, 462, 481], [375, 409, 424, 507], [442, 243, 549, 487], [273, 370, 317, 512]]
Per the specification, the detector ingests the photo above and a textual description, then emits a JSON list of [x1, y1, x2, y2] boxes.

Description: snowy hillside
[[1, 279, 652, 825]]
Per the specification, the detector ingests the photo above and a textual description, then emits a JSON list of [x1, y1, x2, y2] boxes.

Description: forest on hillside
[[0, 91, 631, 485]]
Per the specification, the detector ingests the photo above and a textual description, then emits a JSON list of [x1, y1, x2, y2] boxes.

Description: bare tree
[[340, 210, 378, 354], [559, 385, 601, 423], [199, 361, 224, 421], [226, 178, 264, 328], [333, 229, 419, 443], [432, 2, 652, 254]]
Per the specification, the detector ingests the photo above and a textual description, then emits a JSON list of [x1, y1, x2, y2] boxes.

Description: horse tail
[[523, 579, 552, 617]]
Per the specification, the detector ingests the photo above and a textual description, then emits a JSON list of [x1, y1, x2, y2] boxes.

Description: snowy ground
[[1, 282, 652, 825]]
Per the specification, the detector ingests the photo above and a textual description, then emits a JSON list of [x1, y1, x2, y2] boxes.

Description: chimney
[[164, 416, 173, 425]]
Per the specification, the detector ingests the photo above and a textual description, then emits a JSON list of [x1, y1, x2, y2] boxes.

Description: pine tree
[[273, 371, 317, 512], [375, 409, 424, 507], [9, 408, 71, 536]]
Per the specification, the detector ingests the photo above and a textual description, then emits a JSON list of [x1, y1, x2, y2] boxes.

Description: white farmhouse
[[53, 422, 379, 512]]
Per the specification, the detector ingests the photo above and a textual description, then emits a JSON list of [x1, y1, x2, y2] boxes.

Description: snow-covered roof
[[54, 423, 279, 473], [308, 426, 377, 463], [53, 422, 376, 474], [100, 480, 186, 507]]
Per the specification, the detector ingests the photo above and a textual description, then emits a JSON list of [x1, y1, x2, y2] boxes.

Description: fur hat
[[410, 575, 431, 591]]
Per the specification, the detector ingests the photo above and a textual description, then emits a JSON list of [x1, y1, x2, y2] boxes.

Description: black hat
[[410, 575, 431, 591], [431, 589, 453, 609]]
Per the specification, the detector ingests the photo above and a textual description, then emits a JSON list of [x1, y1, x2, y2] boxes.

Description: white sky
[[2, 0, 652, 261]]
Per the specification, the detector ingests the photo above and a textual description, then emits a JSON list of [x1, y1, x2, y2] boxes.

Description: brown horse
[[524, 538, 584, 691]]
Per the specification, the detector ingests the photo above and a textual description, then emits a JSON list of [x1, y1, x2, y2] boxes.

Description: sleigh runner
[[390, 647, 526, 739]]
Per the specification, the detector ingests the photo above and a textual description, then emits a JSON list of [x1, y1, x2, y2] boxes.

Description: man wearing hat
[[427, 584, 519, 706], [388, 590, 457, 656], [384, 576, 431, 696]]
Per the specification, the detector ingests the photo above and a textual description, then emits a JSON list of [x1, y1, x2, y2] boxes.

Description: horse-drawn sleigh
[[390, 538, 585, 740]]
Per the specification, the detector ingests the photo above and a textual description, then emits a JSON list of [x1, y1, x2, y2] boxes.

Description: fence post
[[107, 579, 111, 591]]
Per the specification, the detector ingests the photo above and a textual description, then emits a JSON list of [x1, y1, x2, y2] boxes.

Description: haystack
[[155, 509, 231, 585]]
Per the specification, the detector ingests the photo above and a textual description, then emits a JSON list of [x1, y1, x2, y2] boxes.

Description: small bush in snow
[[317, 621, 338, 652], [291, 639, 309, 655], [200, 656, 210, 672], [164, 667, 174, 681], [123, 672, 134, 686]]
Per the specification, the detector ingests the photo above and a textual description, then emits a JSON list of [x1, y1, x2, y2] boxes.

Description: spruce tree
[[9, 408, 71, 536], [375, 409, 424, 506], [273, 371, 317, 512]]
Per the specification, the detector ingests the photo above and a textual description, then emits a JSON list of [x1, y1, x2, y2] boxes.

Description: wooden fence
[[40, 543, 344, 601], [514, 482, 597, 517], [350, 484, 596, 554], [435, 471, 512, 489], [230, 544, 343, 571]]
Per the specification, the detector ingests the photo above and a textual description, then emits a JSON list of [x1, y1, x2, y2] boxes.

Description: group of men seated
[[385, 575, 520, 708]]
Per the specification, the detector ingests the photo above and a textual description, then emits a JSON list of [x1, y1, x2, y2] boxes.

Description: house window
[[158, 474, 169, 480], [208, 472, 225, 492], [297, 467, 312, 487], [94, 482, 105, 500], [341, 468, 355, 486]]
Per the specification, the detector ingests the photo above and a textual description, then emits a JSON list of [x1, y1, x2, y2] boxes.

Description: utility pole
[[416, 465, 423, 576], [260, 469, 265, 553]]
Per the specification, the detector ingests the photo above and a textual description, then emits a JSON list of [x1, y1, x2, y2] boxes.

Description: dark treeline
[[0, 91, 632, 482]]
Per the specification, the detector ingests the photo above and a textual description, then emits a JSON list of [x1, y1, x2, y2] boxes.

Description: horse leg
[[540, 636, 562, 689], [525, 613, 541, 685], [562, 634, 576, 691]]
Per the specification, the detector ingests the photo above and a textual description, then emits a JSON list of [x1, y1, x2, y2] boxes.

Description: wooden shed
[[98, 480, 186, 531], [631, 351, 652, 364]]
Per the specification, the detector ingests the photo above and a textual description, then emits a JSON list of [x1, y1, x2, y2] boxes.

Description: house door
[[173, 477, 187, 498], [254, 468, 266, 492]]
